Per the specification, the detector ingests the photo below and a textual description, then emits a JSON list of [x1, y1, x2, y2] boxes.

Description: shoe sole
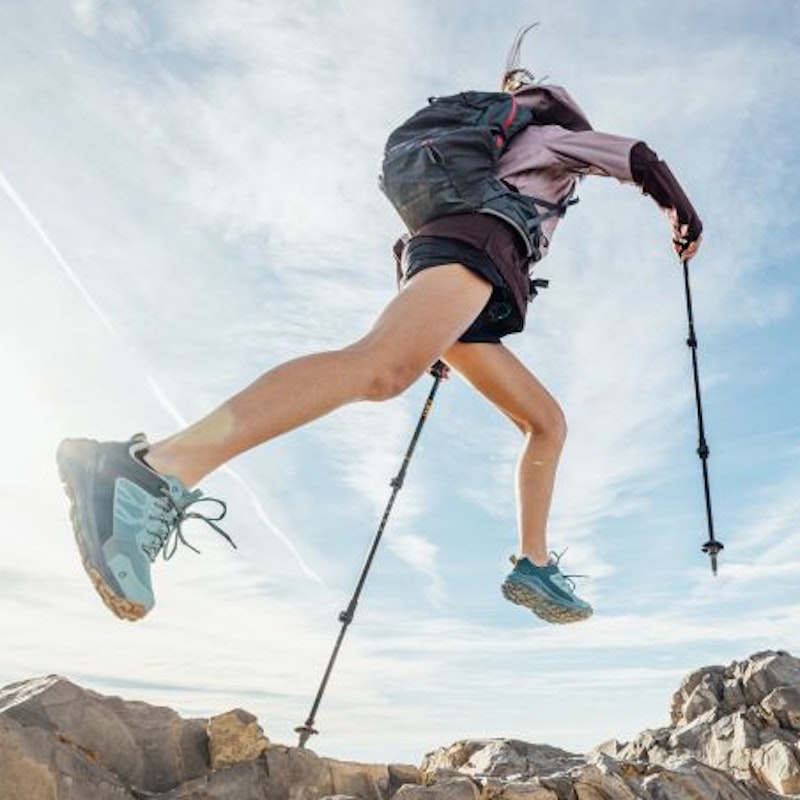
[[502, 578, 592, 624], [56, 440, 147, 623]]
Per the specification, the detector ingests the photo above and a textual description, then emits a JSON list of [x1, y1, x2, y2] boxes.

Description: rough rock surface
[[2, 651, 800, 799], [594, 649, 800, 797]]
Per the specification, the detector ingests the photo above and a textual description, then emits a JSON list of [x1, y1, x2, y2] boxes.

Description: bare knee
[[361, 363, 421, 401], [517, 401, 568, 448]]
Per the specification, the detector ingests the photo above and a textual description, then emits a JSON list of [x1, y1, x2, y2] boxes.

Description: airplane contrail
[[0, 169, 119, 340], [0, 166, 323, 585]]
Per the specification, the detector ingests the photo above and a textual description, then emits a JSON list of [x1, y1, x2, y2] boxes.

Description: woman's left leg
[[443, 340, 591, 623]]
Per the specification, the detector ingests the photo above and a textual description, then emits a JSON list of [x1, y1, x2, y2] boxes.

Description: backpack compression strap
[[524, 186, 580, 258]]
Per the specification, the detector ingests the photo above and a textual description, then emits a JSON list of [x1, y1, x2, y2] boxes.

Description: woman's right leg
[[146, 264, 493, 487]]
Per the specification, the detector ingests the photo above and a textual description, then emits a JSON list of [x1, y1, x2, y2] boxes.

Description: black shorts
[[400, 236, 524, 343]]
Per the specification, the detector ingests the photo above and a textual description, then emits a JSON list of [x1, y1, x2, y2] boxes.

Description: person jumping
[[57, 29, 702, 625]]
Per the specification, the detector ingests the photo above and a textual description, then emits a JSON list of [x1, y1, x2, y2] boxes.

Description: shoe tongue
[[127, 438, 194, 504], [163, 475, 202, 509]]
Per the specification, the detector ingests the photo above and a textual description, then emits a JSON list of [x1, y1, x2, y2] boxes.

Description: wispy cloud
[[2, 0, 799, 764]]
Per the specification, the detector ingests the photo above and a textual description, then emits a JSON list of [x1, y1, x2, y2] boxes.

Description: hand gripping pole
[[295, 362, 448, 747], [681, 257, 723, 575]]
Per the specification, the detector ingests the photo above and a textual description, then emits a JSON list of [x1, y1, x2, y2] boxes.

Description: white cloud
[[389, 533, 445, 606], [2, 0, 800, 764]]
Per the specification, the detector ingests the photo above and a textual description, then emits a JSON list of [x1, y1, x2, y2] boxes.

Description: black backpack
[[379, 90, 574, 261]]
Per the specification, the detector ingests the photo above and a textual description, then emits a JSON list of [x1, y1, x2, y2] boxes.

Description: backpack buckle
[[528, 277, 549, 301]]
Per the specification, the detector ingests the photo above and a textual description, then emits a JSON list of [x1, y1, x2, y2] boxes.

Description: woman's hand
[[429, 361, 450, 380], [673, 224, 702, 261]]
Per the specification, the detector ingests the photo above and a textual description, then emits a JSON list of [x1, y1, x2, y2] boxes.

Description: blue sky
[[1, 0, 799, 764]]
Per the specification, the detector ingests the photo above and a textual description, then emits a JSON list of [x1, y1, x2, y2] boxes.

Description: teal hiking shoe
[[56, 434, 234, 621], [501, 553, 592, 624]]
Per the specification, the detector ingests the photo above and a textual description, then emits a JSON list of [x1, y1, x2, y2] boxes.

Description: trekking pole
[[679, 254, 723, 575], [295, 361, 448, 748]]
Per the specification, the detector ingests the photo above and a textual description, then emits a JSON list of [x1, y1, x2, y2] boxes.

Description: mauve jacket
[[395, 84, 702, 325], [499, 84, 636, 258]]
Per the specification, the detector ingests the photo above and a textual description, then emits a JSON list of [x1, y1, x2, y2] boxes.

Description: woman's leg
[[146, 264, 493, 487], [443, 341, 567, 566]]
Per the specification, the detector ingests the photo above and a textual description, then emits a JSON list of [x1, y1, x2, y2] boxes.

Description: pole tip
[[294, 724, 318, 749], [702, 539, 724, 576]]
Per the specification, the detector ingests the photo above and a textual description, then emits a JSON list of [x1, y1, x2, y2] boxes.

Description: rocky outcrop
[[2, 650, 800, 799], [596, 649, 800, 797], [0, 675, 420, 800]]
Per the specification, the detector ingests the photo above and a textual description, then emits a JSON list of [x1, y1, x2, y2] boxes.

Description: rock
[[0, 714, 75, 800], [207, 708, 269, 770], [571, 762, 640, 800], [261, 744, 421, 800], [5, 651, 800, 800], [159, 760, 271, 800], [604, 727, 671, 767], [419, 652, 800, 799], [422, 740, 584, 781], [749, 739, 800, 795], [681, 671, 724, 724], [608, 650, 800, 797], [390, 762, 425, 792], [640, 759, 772, 800], [327, 758, 395, 800], [740, 651, 800, 708], [395, 777, 480, 800], [423, 741, 487, 773], [0, 675, 420, 800], [671, 663, 726, 726], [480, 777, 558, 800], [320, 796, 364, 800], [761, 686, 800, 732], [0, 674, 207, 797]]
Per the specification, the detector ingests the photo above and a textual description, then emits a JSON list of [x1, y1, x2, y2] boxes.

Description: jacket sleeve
[[506, 127, 703, 244], [629, 142, 703, 242]]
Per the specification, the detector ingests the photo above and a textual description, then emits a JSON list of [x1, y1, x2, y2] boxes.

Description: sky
[[1, 0, 800, 766]]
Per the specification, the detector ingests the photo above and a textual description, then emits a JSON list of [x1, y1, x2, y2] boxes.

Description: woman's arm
[[630, 142, 703, 257]]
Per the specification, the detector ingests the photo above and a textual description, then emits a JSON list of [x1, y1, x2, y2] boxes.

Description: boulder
[[749, 739, 800, 795], [395, 777, 480, 800], [207, 708, 269, 770], [422, 740, 584, 780], [614, 649, 800, 794], [0, 675, 421, 800], [740, 651, 800, 708], [0, 674, 207, 797], [761, 686, 800, 732]]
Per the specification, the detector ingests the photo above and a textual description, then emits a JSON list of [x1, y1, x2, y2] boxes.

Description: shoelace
[[510, 549, 589, 593], [548, 548, 588, 593], [141, 487, 236, 562]]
